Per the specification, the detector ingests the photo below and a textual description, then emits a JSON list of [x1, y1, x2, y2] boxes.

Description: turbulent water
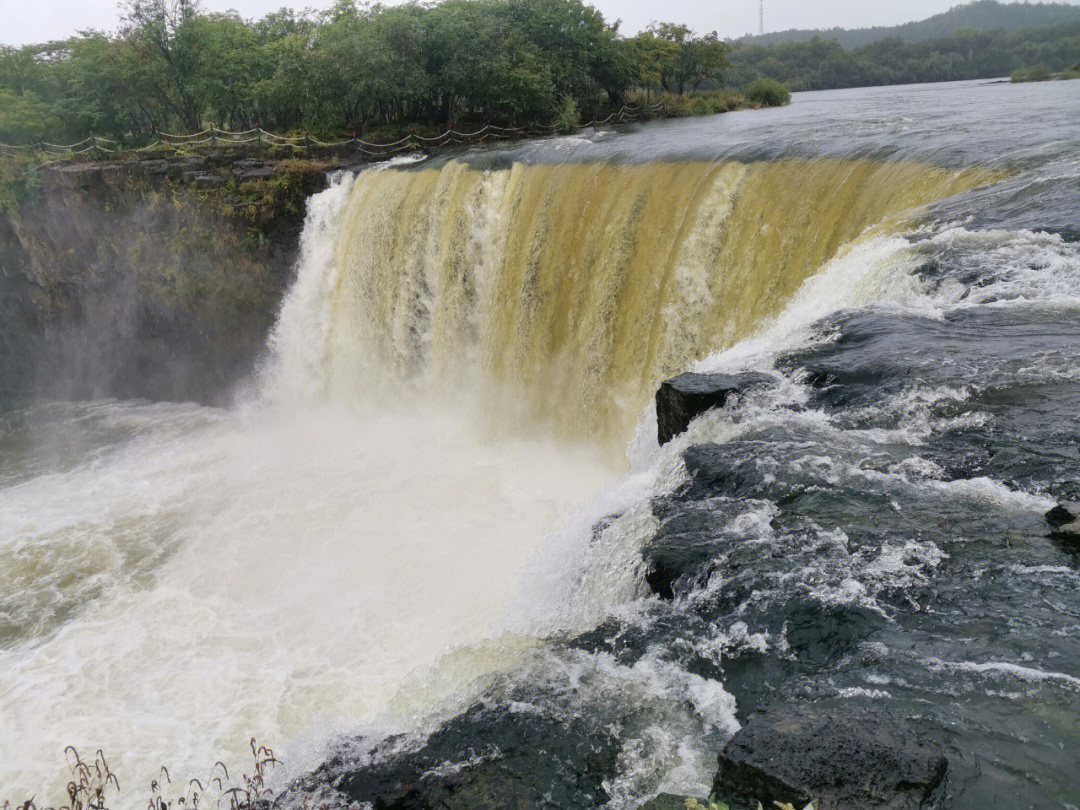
[[3, 79, 1080, 808]]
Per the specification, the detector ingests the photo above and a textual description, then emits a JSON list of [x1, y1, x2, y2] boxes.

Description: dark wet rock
[[240, 166, 277, 180], [643, 505, 734, 599], [784, 599, 887, 666], [645, 538, 718, 599], [281, 701, 621, 809], [1043, 225, 1080, 243], [186, 171, 224, 187], [639, 794, 702, 810], [567, 612, 724, 685], [713, 703, 948, 810], [678, 443, 763, 498], [656, 372, 773, 445], [1050, 519, 1080, 546], [137, 158, 171, 175], [1046, 502, 1080, 529], [1046, 502, 1080, 548]]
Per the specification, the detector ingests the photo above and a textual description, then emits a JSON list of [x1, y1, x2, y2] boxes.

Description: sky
[[1, 0, 1078, 46]]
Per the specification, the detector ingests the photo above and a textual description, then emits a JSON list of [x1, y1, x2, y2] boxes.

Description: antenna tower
[[759, 0, 764, 35]]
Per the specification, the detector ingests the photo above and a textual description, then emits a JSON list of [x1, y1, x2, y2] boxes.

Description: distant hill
[[741, 0, 1080, 49]]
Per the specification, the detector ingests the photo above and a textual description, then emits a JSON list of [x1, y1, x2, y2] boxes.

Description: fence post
[[210, 126, 217, 146]]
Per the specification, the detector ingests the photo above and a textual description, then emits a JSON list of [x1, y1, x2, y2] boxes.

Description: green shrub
[[555, 95, 581, 133], [0, 154, 42, 214], [746, 77, 792, 107], [1011, 64, 1052, 82], [628, 89, 754, 119]]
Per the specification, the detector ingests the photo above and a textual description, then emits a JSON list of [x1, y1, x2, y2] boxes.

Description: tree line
[[0, 0, 732, 144], [726, 22, 1080, 92]]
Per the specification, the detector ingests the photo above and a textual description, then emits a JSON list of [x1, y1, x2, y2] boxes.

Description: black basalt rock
[[656, 372, 773, 445], [1046, 501, 1080, 530], [1046, 502, 1080, 549], [713, 703, 948, 810], [281, 701, 621, 810], [644, 539, 718, 599], [638, 794, 703, 810]]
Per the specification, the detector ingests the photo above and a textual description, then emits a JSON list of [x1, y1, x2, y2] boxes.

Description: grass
[[627, 85, 791, 120], [1012, 63, 1080, 82], [1011, 64, 1052, 82], [0, 152, 42, 214], [0, 84, 792, 205], [2, 740, 281, 810]]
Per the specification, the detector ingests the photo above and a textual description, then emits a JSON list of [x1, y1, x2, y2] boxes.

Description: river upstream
[[2, 79, 1079, 808]]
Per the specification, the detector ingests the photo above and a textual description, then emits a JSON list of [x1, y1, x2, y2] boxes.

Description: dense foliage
[[745, 78, 791, 107], [0, 0, 737, 144], [727, 22, 1080, 91], [742, 0, 1080, 50]]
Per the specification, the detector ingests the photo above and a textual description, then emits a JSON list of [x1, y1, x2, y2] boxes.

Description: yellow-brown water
[[319, 158, 993, 444]]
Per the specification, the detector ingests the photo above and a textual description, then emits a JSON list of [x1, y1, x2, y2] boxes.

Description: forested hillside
[[742, 0, 1080, 49], [727, 20, 1080, 91]]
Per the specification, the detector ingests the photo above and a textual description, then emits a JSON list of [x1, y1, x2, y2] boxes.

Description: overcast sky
[[2, 0, 1077, 46]]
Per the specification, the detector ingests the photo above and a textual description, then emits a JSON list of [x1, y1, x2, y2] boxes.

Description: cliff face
[[0, 155, 330, 405]]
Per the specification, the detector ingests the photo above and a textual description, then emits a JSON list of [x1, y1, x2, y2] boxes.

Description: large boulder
[[656, 372, 773, 445], [713, 703, 948, 810], [1046, 502, 1080, 551], [1045, 502, 1079, 529], [279, 701, 622, 810]]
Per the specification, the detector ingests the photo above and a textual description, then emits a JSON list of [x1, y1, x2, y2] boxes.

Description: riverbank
[[0, 87, 788, 169], [1011, 63, 1080, 81]]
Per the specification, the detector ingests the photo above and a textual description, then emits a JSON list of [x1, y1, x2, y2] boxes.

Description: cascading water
[[284, 158, 990, 444], [3, 79, 1080, 809]]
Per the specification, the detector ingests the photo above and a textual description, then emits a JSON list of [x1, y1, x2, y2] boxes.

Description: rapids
[[3, 79, 1080, 808]]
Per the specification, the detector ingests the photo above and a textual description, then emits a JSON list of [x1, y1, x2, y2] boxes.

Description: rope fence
[[0, 103, 665, 160]]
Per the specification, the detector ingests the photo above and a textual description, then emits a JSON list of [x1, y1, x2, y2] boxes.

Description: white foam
[[925, 658, 1080, 690]]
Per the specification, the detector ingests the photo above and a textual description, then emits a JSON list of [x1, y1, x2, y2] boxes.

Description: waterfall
[[264, 158, 992, 443], [0, 154, 995, 805]]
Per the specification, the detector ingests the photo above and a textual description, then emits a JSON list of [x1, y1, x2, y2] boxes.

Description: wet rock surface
[[0, 157, 330, 403], [656, 372, 773, 445], [638, 794, 701, 810], [1046, 503, 1080, 547], [1045, 502, 1079, 529], [714, 704, 948, 810], [280, 697, 626, 810]]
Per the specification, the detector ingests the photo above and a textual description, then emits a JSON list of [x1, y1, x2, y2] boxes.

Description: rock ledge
[[656, 372, 773, 445], [714, 703, 948, 810]]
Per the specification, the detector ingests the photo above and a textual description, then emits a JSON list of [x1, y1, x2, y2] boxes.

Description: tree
[[636, 24, 727, 94], [633, 30, 678, 97]]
